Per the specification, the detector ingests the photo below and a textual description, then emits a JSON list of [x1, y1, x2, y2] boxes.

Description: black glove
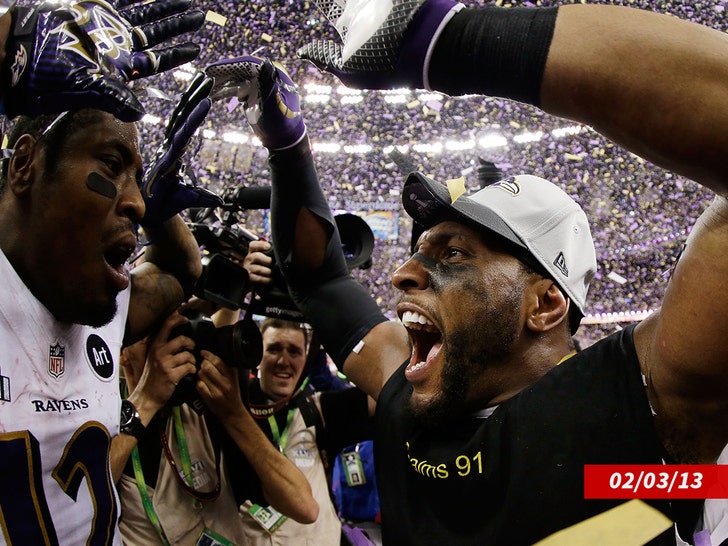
[[141, 73, 223, 227]]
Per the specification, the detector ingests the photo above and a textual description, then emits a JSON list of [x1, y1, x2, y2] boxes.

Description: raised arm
[[299, 0, 728, 461], [127, 74, 224, 342], [205, 57, 410, 399]]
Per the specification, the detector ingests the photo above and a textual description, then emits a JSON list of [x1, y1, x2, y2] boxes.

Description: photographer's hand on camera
[[195, 350, 245, 422], [243, 239, 274, 287], [125, 311, 198, 419]]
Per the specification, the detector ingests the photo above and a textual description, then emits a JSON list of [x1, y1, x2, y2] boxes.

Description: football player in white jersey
[[0, 0, 213, 544]]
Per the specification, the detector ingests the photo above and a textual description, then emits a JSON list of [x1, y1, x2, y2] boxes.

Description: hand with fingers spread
[[0, 0, 205, 121], [297, 0, 463, 90], [141, 72, 223, 227], [127, 310, 198, 414], [205, 56, 306, 151]]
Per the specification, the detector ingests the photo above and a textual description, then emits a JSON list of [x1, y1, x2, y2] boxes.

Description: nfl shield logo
[[49, 342, 65, 379]]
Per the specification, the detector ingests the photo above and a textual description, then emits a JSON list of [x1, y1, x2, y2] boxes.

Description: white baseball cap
[[402, 173, 597, 322]]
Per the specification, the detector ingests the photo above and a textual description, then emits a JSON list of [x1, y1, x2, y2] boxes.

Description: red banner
[[584, 465, 728, 499]]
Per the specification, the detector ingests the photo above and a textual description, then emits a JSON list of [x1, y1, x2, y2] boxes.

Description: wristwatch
[[120, 399, 146, 440]]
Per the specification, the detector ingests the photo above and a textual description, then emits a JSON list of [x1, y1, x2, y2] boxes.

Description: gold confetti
[[446, 176, 467, 203], [205, 11, 227, 26]]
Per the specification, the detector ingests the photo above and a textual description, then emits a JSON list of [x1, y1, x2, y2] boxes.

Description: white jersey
[[0, 249, 128, 545]]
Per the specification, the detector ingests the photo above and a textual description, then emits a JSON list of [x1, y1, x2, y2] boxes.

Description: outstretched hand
[[205, 56, 306, 150], [141, 72, 223, 227], [1, 0, 205, 121], [297, 0, 463, 90]]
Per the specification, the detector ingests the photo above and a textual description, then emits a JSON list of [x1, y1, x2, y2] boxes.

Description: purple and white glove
[[205, 56, 306, 151], [298, 0, 463, 90], [141, 72, 222, 227], [1, 0, 204, 122]]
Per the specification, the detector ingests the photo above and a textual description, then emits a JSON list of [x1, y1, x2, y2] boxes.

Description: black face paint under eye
[[412, 252, 437, 269], [86, 172, 117, 199], [431, 258, 478, 295]]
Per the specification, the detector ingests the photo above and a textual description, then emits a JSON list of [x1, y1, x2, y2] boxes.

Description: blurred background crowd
[[19, 0, 725, 348]]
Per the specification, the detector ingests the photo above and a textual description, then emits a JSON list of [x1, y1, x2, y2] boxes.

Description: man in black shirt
[[204, 1, 728, 538]]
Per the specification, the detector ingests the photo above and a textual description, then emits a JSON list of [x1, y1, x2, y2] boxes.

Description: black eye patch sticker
[[87, 172, 116, 199]]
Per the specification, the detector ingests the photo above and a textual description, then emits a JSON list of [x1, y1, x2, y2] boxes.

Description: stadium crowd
[[119, 0, 719, 348]]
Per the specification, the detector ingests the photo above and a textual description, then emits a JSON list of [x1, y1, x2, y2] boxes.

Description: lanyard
[[172, 406, 194, 488], [131, 408, 222, 545], [268, 408, 296, 454], [160, 408, 221, 502], [131, 446, 172, 546], [266, 378, 310, 454]]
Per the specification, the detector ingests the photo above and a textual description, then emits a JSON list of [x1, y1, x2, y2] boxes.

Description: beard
[[51, 290, 119, 328], [407, 279, 523, 430]]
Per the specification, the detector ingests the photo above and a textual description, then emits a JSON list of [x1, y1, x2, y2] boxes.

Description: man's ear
[[525, 279, 570, 333], [6, 134, 39, 196]]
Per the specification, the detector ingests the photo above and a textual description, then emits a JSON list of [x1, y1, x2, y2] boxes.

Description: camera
[[173, 187, 377, 409], [188, 187, 376, 321], [167, 312, 263, 409]]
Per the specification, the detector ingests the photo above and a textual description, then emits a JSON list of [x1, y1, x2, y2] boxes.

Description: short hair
[[260, 317, 310, 350], [0, 110, 106, 193]]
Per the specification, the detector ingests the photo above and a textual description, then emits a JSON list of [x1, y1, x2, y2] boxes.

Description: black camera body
[[176, 191, 377, 409], [167, 313, 263, 409]]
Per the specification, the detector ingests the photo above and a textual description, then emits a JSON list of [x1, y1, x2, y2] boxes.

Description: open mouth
[[103, 241, 135, 290], [104, 244, 134, 272], [401, 310, 442, 381]]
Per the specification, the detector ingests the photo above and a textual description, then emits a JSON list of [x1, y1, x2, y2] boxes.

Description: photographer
[[205, 241, 374, 546], [116, 305, 319, 546]]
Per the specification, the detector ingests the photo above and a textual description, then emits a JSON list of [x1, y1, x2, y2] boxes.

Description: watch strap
[[121, 399, 146, 440]]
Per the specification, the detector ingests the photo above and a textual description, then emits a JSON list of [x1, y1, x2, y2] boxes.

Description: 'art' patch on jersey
[[85, 334, 114, 380], [49, 341, 65, 379]]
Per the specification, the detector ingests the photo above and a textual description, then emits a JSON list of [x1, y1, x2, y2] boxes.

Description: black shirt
[[374, 324, 697, 545]]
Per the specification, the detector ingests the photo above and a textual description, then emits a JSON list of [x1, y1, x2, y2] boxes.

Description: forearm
[[141, 215, 202, 297], [222, 410, 319, 523], [540, 5, 728, 191], [110, 390, 164, 482]]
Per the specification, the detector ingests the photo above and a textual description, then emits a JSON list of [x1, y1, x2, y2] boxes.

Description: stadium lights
[[141, 114, 162, 125], [313, 142, 342, 153], [384, 95, 408, 104], [412, 143, 443, 154], [343, 144, 374, 154], [552, 125, 583, 138], [198, 122, 592, 158], [305, 94, 330, 104], [417, 92, 445, 102], [222, 131, 249, 144], [513, 131, 544, 144], [445, 140, 475, 151], [304, 83, 332, 94], [582, 309, 655, 324], [337, 86, 363, 96], [479, 134, 508, 149]]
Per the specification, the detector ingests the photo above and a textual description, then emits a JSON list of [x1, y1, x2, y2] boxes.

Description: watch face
[[120, 399, 134, 425]]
